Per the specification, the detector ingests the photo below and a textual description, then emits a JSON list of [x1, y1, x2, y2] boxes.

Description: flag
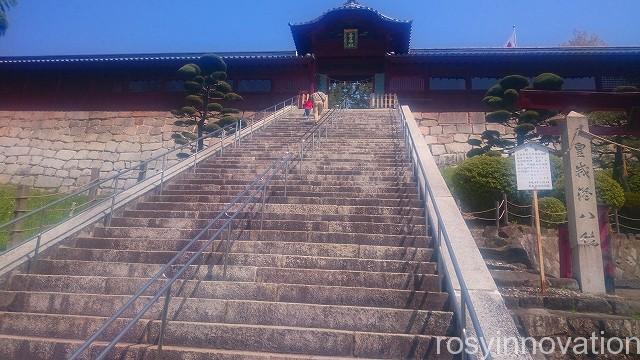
[[504, 26, 517, 48]]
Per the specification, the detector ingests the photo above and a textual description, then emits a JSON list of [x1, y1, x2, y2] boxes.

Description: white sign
[[514, 144, 553, 191]]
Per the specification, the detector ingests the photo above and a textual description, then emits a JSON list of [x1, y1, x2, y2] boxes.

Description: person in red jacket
[[303, 98, 314, 119]]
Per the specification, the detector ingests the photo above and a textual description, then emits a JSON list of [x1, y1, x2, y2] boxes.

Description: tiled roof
[[405, 47, 640, 57], [288, 0, 411, 27], [0, 51, 302, 64]]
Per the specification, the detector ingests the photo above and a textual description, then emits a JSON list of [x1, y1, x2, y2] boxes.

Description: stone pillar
[[561, 111, 606, 294]]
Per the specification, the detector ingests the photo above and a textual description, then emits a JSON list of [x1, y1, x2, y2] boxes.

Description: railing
[[397, 106, 531, 359], [68, 103, 345, 359], [0, 96, 299, 274], [370, 93, 398, 109]]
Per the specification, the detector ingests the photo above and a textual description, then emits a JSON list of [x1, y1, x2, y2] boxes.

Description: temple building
[[1, 0, 639, 112]]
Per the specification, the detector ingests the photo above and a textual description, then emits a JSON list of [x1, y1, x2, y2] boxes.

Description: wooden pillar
[[561, 111, 606, 295]]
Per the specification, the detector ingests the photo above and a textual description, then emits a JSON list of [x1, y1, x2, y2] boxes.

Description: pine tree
[[172, 54, 243, 155], [0, 0, 17, 35], [467, 73, 564, 157]]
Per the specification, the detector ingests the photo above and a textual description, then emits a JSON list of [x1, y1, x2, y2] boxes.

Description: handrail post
[[259, 181, 268, 240], [223, 221, 232, 279], [193, 146, 198, 174], [159, 154, 167, 195], [461, 301, 468, 360], [503, 193, 509, 225], [284, 157, 289, 198], [27, 209, 47, 274], [105, 176, 119, 227], [613, 208, 620, 233], [299, 141, 304, 175], [157, 283, 173, 351], [495, 200, 501, 232]]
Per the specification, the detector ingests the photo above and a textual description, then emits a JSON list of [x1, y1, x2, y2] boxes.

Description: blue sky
[[0, 0, 639, 56]]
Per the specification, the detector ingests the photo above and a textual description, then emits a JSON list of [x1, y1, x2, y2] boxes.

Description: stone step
[[0, 313, 453, 358], [163, 183, 419, 194], [0, 335, 415, 360], [0, 292, 453, 336], [136, 202, 425, 217], [196, 161, 414, 169], [132, 201, 425, 215], [73, 238, 433, 261], [147, 192, 417, 204], [30, 260, 441, 291], [8, 275, 448, 310], [53, 248, 438, 274], [167, 178, 418, 188], [107, 218, 427, 235], [139, 196, 422, 208], [92, 228, 429, 246], [122, 210, 425, 225], [177, 174, 415, 184], [192, 169, 413, 177]]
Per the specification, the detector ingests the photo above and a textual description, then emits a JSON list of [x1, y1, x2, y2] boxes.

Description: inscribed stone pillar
[[561, 111, 606, 294]]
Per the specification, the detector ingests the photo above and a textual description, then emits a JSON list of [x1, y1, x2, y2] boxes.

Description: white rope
[[508, 211, 532, 218], [507, 201, 532, 209], [618, 223, 640, 232], [616, 213, 640, 221], [580, 129, 640, 153]]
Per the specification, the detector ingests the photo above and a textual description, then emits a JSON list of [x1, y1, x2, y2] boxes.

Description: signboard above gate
[[513, 143, 553, 191], [344, 29, 358, 49]]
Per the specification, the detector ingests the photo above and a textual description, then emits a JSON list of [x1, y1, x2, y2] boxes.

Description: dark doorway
[[328, 78, 373, 109]]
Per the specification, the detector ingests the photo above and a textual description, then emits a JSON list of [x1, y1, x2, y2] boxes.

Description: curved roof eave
[[288, 2, 411, 29]]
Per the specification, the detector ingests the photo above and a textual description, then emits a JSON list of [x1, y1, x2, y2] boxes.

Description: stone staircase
[[0, 110, 455, 359]]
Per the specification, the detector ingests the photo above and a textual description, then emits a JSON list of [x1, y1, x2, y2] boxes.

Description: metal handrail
[[68, 100, 346, 360], [0, 96, 299, 260], [396, 107, 493, 359]]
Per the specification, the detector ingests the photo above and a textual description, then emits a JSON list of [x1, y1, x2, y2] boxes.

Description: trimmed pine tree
[[172, 54, 243, 155]]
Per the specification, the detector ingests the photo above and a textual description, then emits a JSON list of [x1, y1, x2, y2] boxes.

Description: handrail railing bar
[[1, 121, 234, 231], [71, 98, 341, 359], [89, 155, 291, 359], [70, 158, 286, 359], [0, 98, 298, 260], [0, 97, 297, 232], [398, 108, 493, 359]]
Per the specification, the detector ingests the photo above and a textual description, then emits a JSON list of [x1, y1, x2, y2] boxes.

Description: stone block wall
[[413, 111, 511, 166], [0, 111, 182, 191], [471, 224, 640, 282]]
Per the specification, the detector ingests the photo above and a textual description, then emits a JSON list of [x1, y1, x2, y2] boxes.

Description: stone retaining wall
[[1, 109, 511, 189], [0, 111, 180, 191], [413, 111, 511, 166], [472, 224, 640, 282]]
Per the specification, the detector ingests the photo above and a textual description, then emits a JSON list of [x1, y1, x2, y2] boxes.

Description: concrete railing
[[0, 105, 296, 279], [399, 105, 532, 360]]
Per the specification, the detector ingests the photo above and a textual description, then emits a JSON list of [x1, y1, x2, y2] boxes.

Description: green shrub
[[553, 170, 625, 209], [621, 192, 640, 218], [538, 197, 567, 227], [482, 96, 503, 109], [486, 84, 504, 97], [451, 155, 515, 210], [485, 110, 512, 123], [629, 172, 640, 192], [595, 171, 626, 209], [499, 75, 530, 91], [532, 73, 564, 90], [441, 166, 458, 194]]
